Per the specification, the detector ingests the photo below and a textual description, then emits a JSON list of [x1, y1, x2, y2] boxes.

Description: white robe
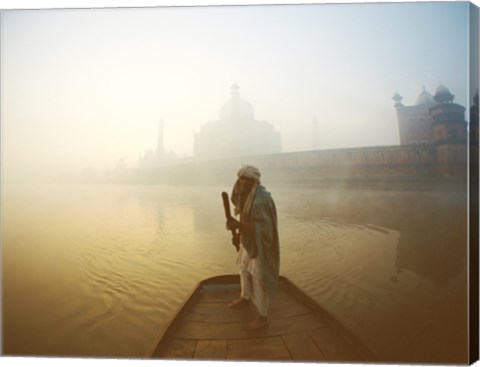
[[236, 244, 270, 316]]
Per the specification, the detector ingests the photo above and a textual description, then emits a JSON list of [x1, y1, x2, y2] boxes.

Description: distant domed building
[[393, 85, 467, 146], [393, 86, 437, 145], [194, 84, 281, 160], [429, 84, 467, 145]]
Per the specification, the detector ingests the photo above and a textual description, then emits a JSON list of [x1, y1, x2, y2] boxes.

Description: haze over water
[[2, 182, 468, 363], [1, 2, 474, 181]]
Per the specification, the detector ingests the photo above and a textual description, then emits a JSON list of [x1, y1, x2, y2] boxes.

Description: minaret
[[429, 84, 468, 177], [430, 85, 467, 145], [231, 83, 240, 98], [312, 115, 320, 150], [392, 92, 405, 145], [156, 119, 165, 159], [231, 83, 240, 120], [392, 92, 403, 107]]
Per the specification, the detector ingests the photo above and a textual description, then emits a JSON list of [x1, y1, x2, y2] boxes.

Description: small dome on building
[[219, 84, 255, 121], [392, 92, 403, 101], [392, 92, 403, 107], [436, 84, 450, 95], [434, 84, 454, 103], [415, 87, 434, 105]]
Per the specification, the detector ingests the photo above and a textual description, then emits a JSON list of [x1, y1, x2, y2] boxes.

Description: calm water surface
[[2, 183, 468, 363]]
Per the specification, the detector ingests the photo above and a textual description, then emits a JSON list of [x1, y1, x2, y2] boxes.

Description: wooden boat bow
[[146, 274, 376, 362]]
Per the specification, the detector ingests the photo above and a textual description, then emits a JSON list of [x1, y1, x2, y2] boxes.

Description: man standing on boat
[[226, 165, 280, 331]]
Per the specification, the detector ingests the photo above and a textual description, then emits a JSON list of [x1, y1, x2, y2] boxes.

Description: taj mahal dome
[[193, 84, 281, 160]]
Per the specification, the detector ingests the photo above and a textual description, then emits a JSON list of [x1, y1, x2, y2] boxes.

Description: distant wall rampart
[[123, 144, 468, 187]]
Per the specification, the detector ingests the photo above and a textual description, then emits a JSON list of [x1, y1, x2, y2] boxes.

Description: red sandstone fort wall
[[126, 144, 468, 186]]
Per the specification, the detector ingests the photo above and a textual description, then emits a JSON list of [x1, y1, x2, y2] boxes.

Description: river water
[[2, 183, 468, 363]]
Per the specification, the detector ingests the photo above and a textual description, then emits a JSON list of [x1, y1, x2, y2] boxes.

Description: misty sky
[[1, 1, 476, 180]]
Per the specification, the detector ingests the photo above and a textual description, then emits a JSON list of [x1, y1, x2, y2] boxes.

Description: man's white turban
[[237, 165, 261, 183]]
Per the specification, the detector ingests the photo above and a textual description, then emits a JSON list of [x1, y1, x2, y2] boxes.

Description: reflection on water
[[2, 183, 468, 363]]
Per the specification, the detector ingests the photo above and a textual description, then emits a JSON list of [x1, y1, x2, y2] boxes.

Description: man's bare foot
[[228, 298, 249, 308], [244, 316, 269, 331]]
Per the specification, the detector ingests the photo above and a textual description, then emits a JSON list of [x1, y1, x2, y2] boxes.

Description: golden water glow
[[2, 183, 468, 363]]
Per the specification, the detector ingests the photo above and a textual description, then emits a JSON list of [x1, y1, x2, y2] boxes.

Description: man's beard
[[231, 179, 255, 213]]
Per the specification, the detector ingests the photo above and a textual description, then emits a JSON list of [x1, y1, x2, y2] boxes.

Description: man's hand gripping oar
[[222, 191, 240, 251]]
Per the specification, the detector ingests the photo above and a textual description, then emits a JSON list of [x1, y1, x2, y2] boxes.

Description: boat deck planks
[[227, 336, 292, 360], [193, 340, 227, 359], [148, 275, 374, 362], [282, 331, 328, 361]]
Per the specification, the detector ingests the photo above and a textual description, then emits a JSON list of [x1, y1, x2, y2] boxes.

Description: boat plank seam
[[193, 339, 227, 360], [185, 307, 312, 323], [281, 330, 328, 361], [155, 337, 197, 359], [176, 313, 329, 340], [226, 336, 293, 361], [307, 327, 365, 362]]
